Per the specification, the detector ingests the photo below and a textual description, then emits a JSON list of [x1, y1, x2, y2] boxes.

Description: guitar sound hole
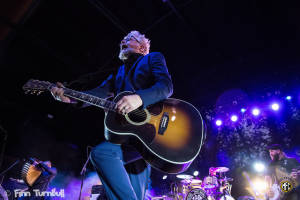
[[128, 109, 147, 123]]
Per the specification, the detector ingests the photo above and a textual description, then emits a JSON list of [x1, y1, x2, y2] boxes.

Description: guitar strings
[[63, 88, 162, 121], [46, 85, 163, 122]]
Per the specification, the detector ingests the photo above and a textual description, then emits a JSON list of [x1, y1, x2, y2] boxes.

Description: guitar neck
[[48, 84, 116, 111]]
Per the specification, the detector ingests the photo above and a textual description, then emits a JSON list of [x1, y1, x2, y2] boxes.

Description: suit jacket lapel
[[127, 55, 144, 91]]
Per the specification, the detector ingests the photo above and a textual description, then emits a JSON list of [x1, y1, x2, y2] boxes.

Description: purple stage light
[[271, 103, 280, 111], [241, 108, 246, 113], [286, 96, 292, 100], [215, 120, 222, 126], [230, 115, 238, 122], [252, 108, 260, 116]]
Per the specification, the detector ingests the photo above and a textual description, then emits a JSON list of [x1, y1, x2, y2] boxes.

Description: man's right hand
[[50, 82, 72, 103]]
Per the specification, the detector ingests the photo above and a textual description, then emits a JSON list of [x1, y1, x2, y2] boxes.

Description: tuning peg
[[25, 90, 30, 94], [31, 90, 37, 95], [37, 91, 43, 95]]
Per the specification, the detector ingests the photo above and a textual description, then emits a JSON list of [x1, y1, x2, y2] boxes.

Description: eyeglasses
[[123, 35, 141, 44]]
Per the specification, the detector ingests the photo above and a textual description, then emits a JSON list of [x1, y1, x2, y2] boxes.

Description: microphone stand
[[0, 160, 20, 178], [78, 153, 91, 200]]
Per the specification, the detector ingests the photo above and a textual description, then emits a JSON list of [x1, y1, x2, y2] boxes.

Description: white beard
[[118, 48, 134, 61]]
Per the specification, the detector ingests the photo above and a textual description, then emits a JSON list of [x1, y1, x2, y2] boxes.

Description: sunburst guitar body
[[104, 91, 205, 173]]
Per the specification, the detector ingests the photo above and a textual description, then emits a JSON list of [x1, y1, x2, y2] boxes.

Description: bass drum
[[218, 195, 235, 200], [185, 188, 207, 200]]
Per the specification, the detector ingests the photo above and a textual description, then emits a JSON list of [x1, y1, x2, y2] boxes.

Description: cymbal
[[214, 167, 229, 173], [180, 178, 202, 184], [176, 174, 193, 179]]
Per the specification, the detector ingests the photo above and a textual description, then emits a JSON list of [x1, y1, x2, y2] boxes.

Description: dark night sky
[[1, 0, 300, 198]]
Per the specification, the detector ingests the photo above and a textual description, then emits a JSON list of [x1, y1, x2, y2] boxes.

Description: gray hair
[[129, 30, 150, 55]]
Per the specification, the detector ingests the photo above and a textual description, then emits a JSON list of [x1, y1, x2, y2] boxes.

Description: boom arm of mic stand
[[0, 160, 19, 177]]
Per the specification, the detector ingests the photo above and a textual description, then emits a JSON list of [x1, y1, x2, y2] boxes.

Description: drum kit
[[171, 167, 235, 200]]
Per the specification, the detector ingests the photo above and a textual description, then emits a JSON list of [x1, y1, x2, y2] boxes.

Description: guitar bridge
[[158, 112, 169, 135]]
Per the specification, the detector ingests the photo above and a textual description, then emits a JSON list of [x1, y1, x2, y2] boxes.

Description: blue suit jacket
[[86, 52, 173, 108], [86, 52, 173, 163]]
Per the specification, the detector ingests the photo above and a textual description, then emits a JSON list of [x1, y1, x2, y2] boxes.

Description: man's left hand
[[115, 94, 143, 114]]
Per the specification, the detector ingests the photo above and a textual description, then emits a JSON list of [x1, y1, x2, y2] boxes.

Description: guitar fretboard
[[48, 84, 116, 111]]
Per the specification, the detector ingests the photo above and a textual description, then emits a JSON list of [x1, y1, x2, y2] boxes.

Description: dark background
[[1, 0, 300, 198]]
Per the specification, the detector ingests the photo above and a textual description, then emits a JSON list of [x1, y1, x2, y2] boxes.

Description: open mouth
[[121, 44, 128, 50]]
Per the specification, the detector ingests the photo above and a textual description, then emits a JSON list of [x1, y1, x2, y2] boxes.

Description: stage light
[[230, 115, 238, 122], [252, 179, 268, 192], [162, 175, 167, 180], [271, 103, 280, 111], [253, 162, 265, 172], [216, 120, 222, 126], [241, 108, 246, 113], [193, 171, 199, 176], [252, 108, 260, 116], [286, 96, 292, 100], [171, 116, 176, 121]]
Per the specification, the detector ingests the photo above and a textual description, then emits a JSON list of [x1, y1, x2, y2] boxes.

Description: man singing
[[51, 30, 173, 200]]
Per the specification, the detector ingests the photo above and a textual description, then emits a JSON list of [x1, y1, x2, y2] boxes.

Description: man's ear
[[139, 45, 146, 54]]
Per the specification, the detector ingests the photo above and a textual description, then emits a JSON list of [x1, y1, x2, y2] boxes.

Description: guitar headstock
[[22, 79, 52, 95]]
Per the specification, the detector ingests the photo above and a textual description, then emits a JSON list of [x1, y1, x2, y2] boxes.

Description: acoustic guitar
[[23, 79, 205, 174]]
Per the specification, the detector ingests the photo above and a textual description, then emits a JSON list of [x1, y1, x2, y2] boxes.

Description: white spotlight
[[216, 120, 222, 126], [162, 175, 167, 180], [271, 103, 280, 111], [252, 108, 260, 116], [193, 171, 199, 176], [253, 162, 265, 172], [230, 115, 238, 122]]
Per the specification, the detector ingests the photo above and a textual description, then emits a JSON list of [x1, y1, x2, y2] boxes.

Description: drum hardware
[[90, 185, 106, 200], [186, 188, 208, 200], [220, 177, 233, 182], [171, 167, 235, 200]]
